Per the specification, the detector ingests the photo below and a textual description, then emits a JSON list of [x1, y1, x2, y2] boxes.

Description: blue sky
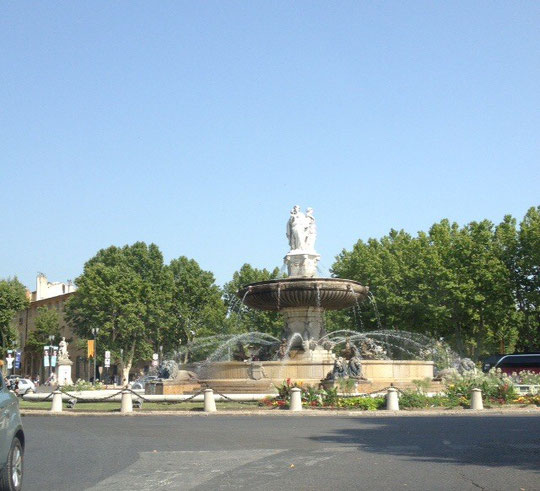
[[1, 2, 539, 290]]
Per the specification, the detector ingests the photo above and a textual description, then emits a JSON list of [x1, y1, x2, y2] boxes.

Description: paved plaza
[[23, 414, 540, 490]]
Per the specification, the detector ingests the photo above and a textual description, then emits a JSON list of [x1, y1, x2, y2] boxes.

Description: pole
[[94, 332, 97, 385]]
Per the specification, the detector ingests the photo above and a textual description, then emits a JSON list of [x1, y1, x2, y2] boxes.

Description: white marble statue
[[286, 206, 317, 252], [58, 337, 69, 360], [304, 207, 316, 251], [286, 205, 305, 251]]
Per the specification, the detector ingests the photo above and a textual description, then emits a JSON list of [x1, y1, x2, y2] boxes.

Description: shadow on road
[[308, 415, 540, 472]]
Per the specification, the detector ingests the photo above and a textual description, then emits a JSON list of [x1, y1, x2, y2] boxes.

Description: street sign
[[152, 359, 158, 367], [43, 346, 50, 367], [152, 353, 159, 361], [104, 358, 110, 368], [14, 350, 21, 369], [105, 350, 111, 359]]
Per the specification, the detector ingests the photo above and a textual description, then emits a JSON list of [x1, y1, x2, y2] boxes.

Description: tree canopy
[[65, 242, 173, 380], [167, 256, 227, 356], [331, 207, 540, 359], [0, 277, 28, 356], [25, 306, 62, 353], [223, 263, 283, 337]]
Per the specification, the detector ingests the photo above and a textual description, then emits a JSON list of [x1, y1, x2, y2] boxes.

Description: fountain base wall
[[181, 357, 435, 393]]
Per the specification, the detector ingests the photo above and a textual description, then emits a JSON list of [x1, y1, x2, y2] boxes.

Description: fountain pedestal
[[284, 252, 320, 278], [282, 307, 325, 348]]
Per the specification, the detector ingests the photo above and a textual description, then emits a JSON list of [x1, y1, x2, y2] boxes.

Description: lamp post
[[48, 335, 55, 381], [91, 328, 99, 384]]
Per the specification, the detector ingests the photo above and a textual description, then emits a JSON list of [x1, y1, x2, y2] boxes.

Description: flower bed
[[260, 371, 540, 410]]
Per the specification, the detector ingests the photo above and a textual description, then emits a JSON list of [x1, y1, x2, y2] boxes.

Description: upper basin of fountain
[[237, 277, 369, 312]]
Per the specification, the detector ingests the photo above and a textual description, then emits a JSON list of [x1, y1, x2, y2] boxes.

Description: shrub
[[61, 379, 105, 392], [338, 396, 385, 410], [398, 390, 459, 409], [336, 377, 357, 394], [508, 370, 540, 386], [513, 394, 540, 406], [443, 369, 517, 404], [412, 378, 432, 393]]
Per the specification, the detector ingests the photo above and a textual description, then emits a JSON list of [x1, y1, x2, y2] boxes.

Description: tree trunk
[[122, 340, 137, 385]]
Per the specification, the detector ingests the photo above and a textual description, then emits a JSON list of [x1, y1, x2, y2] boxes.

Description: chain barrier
[[60, 389, 125, 402], [37, 392, 55, 402], [124, 387, 205, 404], [31, 385, 400, 408]]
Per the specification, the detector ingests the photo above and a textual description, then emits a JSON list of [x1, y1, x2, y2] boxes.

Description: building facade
[[11, 274, 92, 381]]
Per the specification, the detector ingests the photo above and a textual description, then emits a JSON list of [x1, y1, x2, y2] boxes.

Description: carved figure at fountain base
[[348, 356, 366, 380]]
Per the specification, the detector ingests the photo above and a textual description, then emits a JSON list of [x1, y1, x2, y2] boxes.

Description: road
[[22, 414, 540, 490]]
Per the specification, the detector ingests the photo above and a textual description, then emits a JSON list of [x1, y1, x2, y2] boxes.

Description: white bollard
[[289, 387, 302, 411], [386, 388, 399, 411], [470, 388, 483, 410], [204, 389, 217, 412], [50, 390, 63, 412], [121, 390, 133, 413]]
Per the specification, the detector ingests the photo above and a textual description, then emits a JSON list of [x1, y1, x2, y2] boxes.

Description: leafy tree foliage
[[65, 242, 173, 381], [0, 277, 28, 356], [25, 306, 62, 353], [515, 206, 540, 349], [167, 256, 227, 360], [332, 208, 540, 359], [223, 263, 283, 337]]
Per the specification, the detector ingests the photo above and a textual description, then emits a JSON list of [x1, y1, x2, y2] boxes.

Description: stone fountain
[[236, 205, 369, 378], [158, 206, 435, 395]]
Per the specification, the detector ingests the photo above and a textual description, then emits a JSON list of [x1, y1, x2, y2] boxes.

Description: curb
[[20, 407, 540, 417]]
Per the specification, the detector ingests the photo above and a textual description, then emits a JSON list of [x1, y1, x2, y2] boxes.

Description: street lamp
[[48, 335, 55, 381], [91, 328, 99, 384]]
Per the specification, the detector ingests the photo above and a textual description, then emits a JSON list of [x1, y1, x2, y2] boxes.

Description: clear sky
[[1, 2, 539, 291]]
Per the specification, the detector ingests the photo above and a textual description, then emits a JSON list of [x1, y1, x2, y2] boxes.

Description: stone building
[[11, 274, 91, 380]]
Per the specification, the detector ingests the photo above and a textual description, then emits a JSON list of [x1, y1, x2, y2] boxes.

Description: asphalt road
[[21, 414, 540, 490]]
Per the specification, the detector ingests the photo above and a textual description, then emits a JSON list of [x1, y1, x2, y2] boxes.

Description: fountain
[[154, 206, 438, 395]]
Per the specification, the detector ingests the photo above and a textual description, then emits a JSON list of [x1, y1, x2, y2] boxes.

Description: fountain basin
[[189, 358, 435, 393], [237, 278, 369, 311]]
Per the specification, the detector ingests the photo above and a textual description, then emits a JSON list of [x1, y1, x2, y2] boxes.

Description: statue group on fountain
[[329, 338, 366, 381], [286, 205, 317, 252]]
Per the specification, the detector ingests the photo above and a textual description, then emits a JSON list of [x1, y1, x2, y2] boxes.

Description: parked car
[[15, 379, 35, 396], [0, 376, 24, 490], [130, 375, 158, 390], [482, 353, 540, 374]]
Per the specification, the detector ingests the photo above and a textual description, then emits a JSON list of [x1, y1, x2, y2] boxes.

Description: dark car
[[0, 376, 24, 490], [482, 353, 540, 374]]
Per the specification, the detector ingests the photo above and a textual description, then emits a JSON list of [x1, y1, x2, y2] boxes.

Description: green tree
[[25, 306, 62, 352], [515, 206, 540, 350], [223, 264, 283, 337], [0, 277, 28, 357], [332, 216, 523, 360], [65, 242, 173, 382], [167, 256, 227, 362]]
